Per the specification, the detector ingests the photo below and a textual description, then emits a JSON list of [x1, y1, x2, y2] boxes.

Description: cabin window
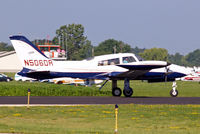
[[98, 58, 120, 66], [122, 56, 136, 63]]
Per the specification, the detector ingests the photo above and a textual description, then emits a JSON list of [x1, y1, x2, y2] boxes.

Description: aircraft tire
[[170, 89, 178, 97], [123, 88, 133, 97], [112, 88, 122, 97]]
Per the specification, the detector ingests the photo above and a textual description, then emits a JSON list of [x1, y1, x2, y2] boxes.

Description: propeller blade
[[164, 66, 170, 82]]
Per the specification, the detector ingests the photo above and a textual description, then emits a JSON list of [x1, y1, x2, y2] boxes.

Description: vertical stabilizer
[[10, 35, 54, 70]]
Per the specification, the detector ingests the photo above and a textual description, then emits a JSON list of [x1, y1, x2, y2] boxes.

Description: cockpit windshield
[[135, 54, 144, 61], [122, 56, 136, 63]]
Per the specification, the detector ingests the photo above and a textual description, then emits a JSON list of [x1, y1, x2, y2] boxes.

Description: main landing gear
[[112, 80, 122, 96], [111, 79, 179, 97], [112, 78, 133, 97], [170, 81, 178, 97]]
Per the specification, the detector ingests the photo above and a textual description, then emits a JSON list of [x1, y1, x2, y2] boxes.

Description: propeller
[[193, 66, 198, 73], [164, 66, 172, 82], [191, 66, 200, 76]]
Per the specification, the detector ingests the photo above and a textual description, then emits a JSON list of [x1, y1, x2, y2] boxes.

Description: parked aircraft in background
[[0, 73, 12, 82], [15, 73, 103, 85], [10, 35, 192, 97], [180, 74, 200, 82], [177, 68, 200, 82], [52, 77, 103, 85]]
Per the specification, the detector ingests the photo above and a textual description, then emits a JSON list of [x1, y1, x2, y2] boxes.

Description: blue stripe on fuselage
[[117, 64, 166, 70], [18, 68, 186, 80], [50, 72, 107, 79], [141, 72, 186, 81], [18, 68, 108, 80]]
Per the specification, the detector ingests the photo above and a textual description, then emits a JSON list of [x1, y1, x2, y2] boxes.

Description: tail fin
[[10, 35, 54, 70]]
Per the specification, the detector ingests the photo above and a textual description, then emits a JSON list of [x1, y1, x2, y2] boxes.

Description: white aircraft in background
[[180, 74, 200, 82], [51, 77, 103, 85], [15, 72, 103, 85], [177, 67, 200, 82], [10, 35, 192, 97]]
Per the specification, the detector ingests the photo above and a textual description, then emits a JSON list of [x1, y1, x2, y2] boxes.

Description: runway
[[0, 96, 200, 105]]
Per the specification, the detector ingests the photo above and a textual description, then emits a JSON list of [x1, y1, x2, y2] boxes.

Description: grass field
[[0, 104, 200, 134], [0, 72, 200, 97]]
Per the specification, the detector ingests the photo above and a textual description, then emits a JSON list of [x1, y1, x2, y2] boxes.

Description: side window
[[109, 58, 120, 65], [98, 61, 104, 66], [123, 56, 136, 63], [98, 58, 120, 66]]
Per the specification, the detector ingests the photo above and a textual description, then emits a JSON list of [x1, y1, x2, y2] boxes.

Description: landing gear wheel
[[112, 88, 122, 97], [123, 88, 133, 97], [170, 89, 178, 97], [6, 79, 10, 82], [57, 81, 63, 84]]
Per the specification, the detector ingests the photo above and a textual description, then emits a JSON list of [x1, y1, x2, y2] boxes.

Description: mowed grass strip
[[0, 72, 200, 97], [0, 81, 110, 96], [0, 104, 200, 134], [0, 80, 200, 97]]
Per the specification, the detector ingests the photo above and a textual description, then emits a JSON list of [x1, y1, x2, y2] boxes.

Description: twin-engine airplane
[[10, 35, 192, 97]]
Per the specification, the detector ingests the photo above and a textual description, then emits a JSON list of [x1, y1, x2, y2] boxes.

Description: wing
[[18, 68, 51, 80], [95, 61, 170, 80], [112, 70, 149, 79], [117, 61, 170, 70], [26, 71, 50, 78]]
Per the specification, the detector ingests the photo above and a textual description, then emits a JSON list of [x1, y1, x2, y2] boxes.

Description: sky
[[0, 0, 200, 55]]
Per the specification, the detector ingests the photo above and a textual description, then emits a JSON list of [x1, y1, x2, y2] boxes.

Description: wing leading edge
[[103, 61, 170, 80], [116, 61, 170, 70]]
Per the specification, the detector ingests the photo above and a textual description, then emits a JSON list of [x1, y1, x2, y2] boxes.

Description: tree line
[[0, 23, 199, 66], [0, 42, 14, 51]]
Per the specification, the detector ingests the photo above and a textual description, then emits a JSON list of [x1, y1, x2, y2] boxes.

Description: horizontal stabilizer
[[18, 68, 51, 80]]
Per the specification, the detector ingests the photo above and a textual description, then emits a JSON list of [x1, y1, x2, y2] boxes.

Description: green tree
[[56, 25, 67, 52], [76, 40, 93, 60], [32, 39, 54, 46], [168, 53, 184, 65], [94, 39, 131, 56], [139, 48, 168, 61], [185, 49, 200, 66], [52, 37, 59, 45], [0, 42, 14, 51], [131, 46, 145, 55], [56, 24, 91, 60], [168, 53, 189, 66]]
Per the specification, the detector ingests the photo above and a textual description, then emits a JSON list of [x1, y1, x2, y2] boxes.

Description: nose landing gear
[[170, 81, 178, 97]]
